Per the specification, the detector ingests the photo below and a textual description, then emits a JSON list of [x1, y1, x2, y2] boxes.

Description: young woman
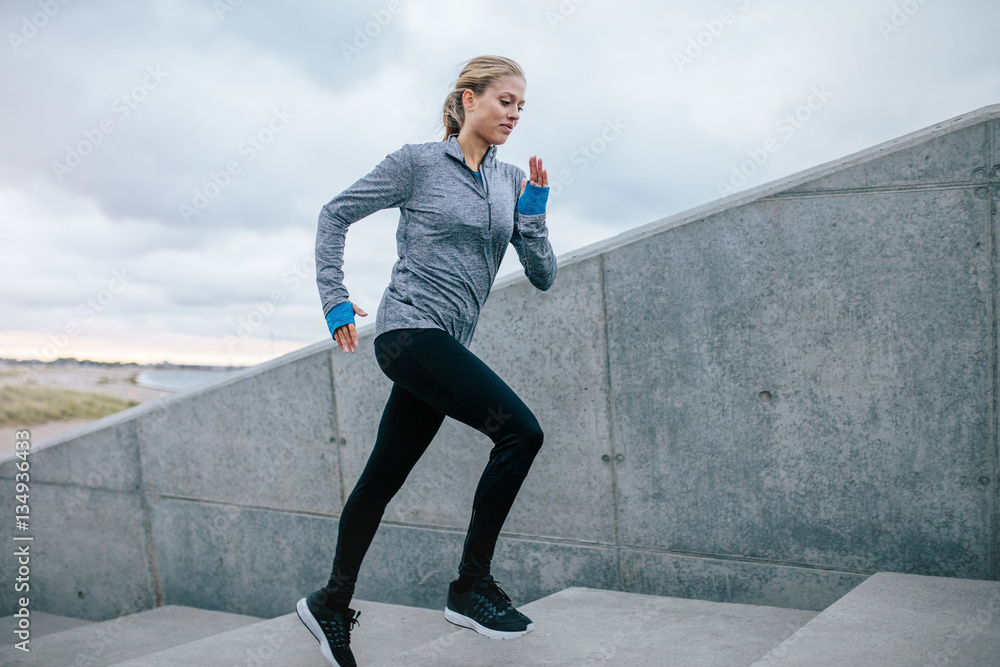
[[296, 55, 556, 667]]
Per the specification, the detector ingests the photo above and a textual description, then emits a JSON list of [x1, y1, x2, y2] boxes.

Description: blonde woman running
[[296, 55, 557, 667]]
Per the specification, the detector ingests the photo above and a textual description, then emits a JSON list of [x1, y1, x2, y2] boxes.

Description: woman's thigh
[[353, 380, 446, 498], [374, 328, 538, 439]]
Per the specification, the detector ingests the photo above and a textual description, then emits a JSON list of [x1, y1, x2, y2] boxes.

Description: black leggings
[[324, 327, 545, 607]]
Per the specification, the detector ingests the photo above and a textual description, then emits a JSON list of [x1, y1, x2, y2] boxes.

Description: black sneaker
[[296, 589, 361, 667], [444, 575, 534, 639]]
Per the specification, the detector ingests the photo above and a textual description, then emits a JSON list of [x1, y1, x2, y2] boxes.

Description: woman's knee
[[509, 414, 543, 463], [523, 417, 544, 453], [501, 418, 543, 478]]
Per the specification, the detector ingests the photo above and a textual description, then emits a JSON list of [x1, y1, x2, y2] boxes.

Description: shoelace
[[475, 579, 513, 615], [318, 610, 361, 648]]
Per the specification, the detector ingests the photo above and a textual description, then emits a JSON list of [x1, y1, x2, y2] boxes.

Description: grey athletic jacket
[[315, 134, 557, 348]]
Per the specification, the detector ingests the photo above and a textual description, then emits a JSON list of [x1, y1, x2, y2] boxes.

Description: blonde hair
[[441, 55, 525, 141]]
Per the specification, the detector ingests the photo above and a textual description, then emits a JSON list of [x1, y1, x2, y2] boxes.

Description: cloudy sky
[[1, 0, 997, 367]]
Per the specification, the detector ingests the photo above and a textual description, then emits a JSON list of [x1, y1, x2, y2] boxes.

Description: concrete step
[[0, 605, 263, 667], [0, 610, 94, 645], [749, 572, 1000, 667], [106, 597, 459, 666], [368, 586, 819, 667], [7, 574, 994, 665]]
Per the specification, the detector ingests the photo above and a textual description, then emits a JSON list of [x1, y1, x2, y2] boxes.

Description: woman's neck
[[456, 128, 490, 172]]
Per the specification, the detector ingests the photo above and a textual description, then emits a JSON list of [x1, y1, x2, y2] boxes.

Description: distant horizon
[[0, 354, 249, 370], [0, 329, 311, 368]]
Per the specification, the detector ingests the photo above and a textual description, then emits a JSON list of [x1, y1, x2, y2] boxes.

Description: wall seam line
[[329, 349, 348, 511], [988, 119, 1000, 582], [127, 490, 877, 574], [599, 253, 626, 592], [761, 179, 991, 200], [132, 420, 163, 609]]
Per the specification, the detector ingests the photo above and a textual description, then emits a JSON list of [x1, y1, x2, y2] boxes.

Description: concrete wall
[[3, 104, 998, 622]]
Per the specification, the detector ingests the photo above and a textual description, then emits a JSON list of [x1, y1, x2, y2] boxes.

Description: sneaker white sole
[[296, 597, 337, 666], [444, 605, 534, 639]]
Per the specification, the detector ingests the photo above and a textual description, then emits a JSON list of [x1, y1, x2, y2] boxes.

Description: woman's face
[[464, 75, 525, 146]]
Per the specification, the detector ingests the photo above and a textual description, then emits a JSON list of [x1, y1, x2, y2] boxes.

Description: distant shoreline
[[0, 359, 246, 454], [0, 356, 247, 372]]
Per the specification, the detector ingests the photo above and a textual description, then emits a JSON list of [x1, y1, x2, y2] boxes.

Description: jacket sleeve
[[510, 170, 557, 291], [315, 144, 414, 317]]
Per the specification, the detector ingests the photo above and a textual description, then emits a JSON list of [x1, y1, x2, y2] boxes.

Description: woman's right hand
[[334, 303, 368, 353]]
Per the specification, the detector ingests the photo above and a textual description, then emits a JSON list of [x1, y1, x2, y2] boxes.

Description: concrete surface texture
[[1, 104, 998, 626], [368, 586, 818, 667], [106, 597, 459, 667], [0, 606, 263, 666], [4, 575, 997, 666], [748, 572, 1000, 667], [0, 587, 817, 667], [0, 610, 93, 643]]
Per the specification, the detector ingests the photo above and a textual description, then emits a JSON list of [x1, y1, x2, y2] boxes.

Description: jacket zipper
[[482, 166, 491, 235], [453, 154, 492, 236]]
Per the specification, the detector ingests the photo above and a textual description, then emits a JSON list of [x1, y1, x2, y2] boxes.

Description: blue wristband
[[325, 301, 355, 338], [517, 182, 549, 215]]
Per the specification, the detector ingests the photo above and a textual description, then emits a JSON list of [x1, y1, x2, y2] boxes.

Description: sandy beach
[[0, 363, 171, 455]]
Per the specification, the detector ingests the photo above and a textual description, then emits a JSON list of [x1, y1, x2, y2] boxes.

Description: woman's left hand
[[520, 155, 548, 195]]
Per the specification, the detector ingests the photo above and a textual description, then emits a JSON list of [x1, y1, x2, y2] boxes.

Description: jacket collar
[[444, 133, 498, 169]]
